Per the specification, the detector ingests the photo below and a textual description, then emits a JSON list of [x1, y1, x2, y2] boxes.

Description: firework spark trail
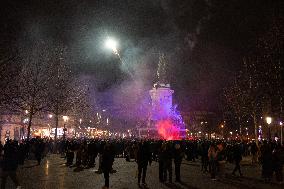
[[114, 50, 134, 79], [106, 37, 134, 78]]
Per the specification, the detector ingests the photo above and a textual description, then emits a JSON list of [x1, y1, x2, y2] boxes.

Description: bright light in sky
[[105, 37, 118, 55]]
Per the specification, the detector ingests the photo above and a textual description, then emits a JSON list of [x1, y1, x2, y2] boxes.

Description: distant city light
[[23, 118, 29, 123], [266, 117, 272, 124], [62, 116, 69, 122]]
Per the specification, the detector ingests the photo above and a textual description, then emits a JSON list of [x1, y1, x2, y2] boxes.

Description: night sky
[[1, 0, 283, 120]]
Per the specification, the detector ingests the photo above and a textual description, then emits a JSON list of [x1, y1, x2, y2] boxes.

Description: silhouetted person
[[136, 141, 152, 186], [66, 141, 75, 166], [173, 142, 184, 182], [18, 142, 26, 165], [35, 138, 45, 165], [260, 141, 273, 182], [232, 143, 243, 176], [88, 141, 97, 168], [200, 142, 209, 173], [250, 141, 258, 164], [158, 142, 166, 182], [1, 140, 21, 189], [208, 143, 217, 180], [272, 144, 283, 184], [163, 142, 173, 183], [101, 143, 114, 189]]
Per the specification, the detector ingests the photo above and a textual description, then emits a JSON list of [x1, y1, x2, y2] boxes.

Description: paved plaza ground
[[2, 155, 283, 189]]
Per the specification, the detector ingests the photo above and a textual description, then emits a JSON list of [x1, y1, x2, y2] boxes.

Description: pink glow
[[156, 119, 181, 140]]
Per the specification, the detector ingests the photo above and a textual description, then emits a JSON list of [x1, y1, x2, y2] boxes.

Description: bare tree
[[1, 43, 50, 140], [44, 46, 73, 140], [224, 17, 284, 143]]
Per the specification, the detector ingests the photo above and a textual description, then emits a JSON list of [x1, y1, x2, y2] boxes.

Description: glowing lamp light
[[23, 118, 29, 124], [266, 117, 272, 125], [280, 121, 283, 126], [48, 114, 53, 118], [62, 116, 69, 122]]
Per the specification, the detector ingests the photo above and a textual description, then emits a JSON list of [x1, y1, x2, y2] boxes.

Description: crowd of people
[[0, 137, 283, 189]]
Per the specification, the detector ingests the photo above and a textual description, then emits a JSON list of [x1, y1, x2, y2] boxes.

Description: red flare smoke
[[156, 119, 180, 140]]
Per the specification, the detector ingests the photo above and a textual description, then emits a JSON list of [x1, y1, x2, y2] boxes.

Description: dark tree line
[[224, 19, 284, 143], [0, 42, 91, 140]]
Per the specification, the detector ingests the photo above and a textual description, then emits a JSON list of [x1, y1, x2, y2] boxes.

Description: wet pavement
[[2, 155, 283, 189]]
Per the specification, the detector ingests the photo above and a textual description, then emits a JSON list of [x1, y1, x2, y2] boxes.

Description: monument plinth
[[138, 54, 186, 139], [149, 84, 174, 121]]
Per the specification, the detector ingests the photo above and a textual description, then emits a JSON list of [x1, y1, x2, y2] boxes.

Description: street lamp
[[280, 121, 283, 145], [266, 116, 272, 141], [220, 124, 224, 139], [266, 117, 272, 124]]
